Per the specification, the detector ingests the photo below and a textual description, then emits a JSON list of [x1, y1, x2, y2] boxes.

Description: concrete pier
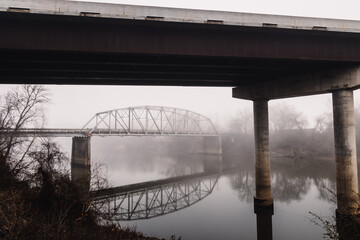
[[203, 136, 223, 155], [253, 100, 273, 208], [71, 136, 91, 193], [332, 90, 359, 214], [202, 136, 223, 173]]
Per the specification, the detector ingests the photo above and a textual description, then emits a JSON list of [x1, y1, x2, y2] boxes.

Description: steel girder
[[82, 106, 218, 136]]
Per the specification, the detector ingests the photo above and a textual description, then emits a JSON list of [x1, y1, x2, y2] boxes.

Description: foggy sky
[[2, 84, 359, 130], [77, 0, 360, 20]]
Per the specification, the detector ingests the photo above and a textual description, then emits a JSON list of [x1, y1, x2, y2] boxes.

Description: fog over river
[[56, 136, 346, 240]]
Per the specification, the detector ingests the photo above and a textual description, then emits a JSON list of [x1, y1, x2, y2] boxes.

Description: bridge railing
[[0, 128, 90, 137]]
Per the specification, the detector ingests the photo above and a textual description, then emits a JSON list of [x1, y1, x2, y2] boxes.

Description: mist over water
[[55, 135, 346, 240]]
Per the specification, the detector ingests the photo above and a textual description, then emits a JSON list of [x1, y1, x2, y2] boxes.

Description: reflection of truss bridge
[[91, 173, 219, 220]]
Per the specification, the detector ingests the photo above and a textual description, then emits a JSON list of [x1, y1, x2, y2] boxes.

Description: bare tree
[[0, 85, 49, 176], [229, 170, 255, 202], [228, 108, 253, 135], [314, 112, 333, 133], [270, 102, 308, 132]]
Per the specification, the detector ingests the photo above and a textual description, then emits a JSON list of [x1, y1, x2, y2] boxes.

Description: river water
[[61, 137, 339, 239]]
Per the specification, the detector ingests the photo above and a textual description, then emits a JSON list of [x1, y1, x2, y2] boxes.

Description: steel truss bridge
[[91, 172, 219, 221], [0, 106, 218, 137]]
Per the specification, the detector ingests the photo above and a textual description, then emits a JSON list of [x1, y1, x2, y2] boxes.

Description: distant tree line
[[224, 101, 360, 160]]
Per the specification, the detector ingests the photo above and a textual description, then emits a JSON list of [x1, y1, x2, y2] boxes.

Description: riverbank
[[0, 147, 175, 240]]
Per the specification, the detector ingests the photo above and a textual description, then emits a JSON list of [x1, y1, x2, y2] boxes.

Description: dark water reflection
[[84, 137, 341, 240], [229, 158, 336, 204], [256, 210, 273, 240], [93, 172, 220, 221]]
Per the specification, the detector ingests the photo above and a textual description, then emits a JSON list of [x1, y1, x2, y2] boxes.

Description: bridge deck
[[0, 128, 220, 137], [2, 0, 360, 33], [2, 0, 360, 86]]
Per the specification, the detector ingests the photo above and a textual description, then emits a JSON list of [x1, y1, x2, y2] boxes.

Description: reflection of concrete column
[[253, 100, 273, 207], [336, 210, 357, 240], [203, 154, 223, 173], [255, 208, 273, 240], [71, 136, 91, 194], [332, 90, 359, 215]]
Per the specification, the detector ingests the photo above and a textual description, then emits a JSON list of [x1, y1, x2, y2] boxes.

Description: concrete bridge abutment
[[71, 136, 91, 194]]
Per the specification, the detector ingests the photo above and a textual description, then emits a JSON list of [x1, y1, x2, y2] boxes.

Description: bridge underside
[[0, 49, 355, 86], [0, 50, 353, 87], [1, 11, 359, 86]]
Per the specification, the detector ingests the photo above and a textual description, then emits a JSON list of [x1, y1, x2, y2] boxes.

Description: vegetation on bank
[[0, 85, 176, 240], [0, 142, 167, 240], [309, 190, 360, 240]]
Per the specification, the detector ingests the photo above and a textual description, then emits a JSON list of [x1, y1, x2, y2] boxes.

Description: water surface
[[63, 137, 339, 239]]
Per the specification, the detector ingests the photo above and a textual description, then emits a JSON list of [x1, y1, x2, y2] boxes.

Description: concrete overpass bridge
[[1, 0, 360, 86], [1, 0, 360, 225]]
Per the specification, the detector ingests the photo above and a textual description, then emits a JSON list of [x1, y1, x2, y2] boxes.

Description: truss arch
[[82, 106, 218, 136]]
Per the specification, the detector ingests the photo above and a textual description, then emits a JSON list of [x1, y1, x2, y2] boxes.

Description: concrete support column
[[71, 136, 91, 194], [253, 100, 273, 208], [203, 136, 223, 173], [332, 90, 359, 214], [203, 136, 223, 155]]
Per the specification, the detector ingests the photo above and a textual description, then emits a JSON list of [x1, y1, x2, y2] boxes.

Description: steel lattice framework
[[82, 106, 217, 136], [92, 173, 219, 221], [0, 106, 218, 137]]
